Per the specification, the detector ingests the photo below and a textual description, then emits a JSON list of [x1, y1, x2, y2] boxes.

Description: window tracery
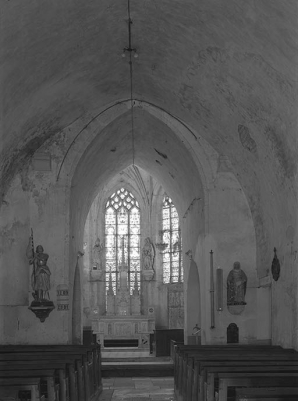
[[162, 196, 183, 283], [105, 188, 140, 296]]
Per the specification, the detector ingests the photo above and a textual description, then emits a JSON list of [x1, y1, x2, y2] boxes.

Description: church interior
[[1, 1, 298, 400]]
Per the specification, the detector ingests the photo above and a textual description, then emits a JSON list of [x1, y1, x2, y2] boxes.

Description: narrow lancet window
[[162, 195, 183, 283]]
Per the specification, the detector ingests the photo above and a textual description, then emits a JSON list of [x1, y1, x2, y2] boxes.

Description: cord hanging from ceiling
[[124, 0, 137, 166]]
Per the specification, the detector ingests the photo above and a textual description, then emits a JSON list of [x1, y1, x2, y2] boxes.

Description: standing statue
[[92, 237, 104, 270], [271, 247, 280, 281], [26, 231, 51, 302], [142, 237, 155, 270], [227, 261, 247, 305]]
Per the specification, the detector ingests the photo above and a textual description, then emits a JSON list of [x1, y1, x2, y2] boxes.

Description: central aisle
[[99, 377, 174, 400]]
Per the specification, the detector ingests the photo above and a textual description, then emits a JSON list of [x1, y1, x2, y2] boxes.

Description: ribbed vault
[[70, 107, 204, 247], [2, 1, 297, 179]]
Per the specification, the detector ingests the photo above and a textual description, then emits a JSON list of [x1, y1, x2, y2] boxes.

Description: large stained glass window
[[105, 188, 140, 296], [162, 196, 183, 283]]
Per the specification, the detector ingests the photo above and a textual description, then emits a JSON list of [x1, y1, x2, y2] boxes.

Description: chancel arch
[[68, 106, 206, 298], [0, 97, 264, 347], [68, 104, 260, 347], [0, 93, 261, 347], [81, 166, 190, 347]]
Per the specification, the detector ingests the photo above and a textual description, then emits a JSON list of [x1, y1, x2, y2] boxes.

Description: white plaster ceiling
[[2, 1, 297, 158], [1, 0, 298, 259], [70, 109, 203, 222]]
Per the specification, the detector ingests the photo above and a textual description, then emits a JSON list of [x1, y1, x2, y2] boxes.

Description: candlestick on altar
[[210, 250, 215, 329]]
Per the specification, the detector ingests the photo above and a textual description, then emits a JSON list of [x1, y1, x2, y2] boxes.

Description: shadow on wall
[[72, 253, 83, 344], [187, 258, 201, 343]]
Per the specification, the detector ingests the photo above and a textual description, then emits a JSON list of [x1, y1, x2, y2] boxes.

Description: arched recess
[[72, 257, 82, 344], [187, 259, 201, 342], [67, 101, 256, 345], [68, 106, 206, 343]]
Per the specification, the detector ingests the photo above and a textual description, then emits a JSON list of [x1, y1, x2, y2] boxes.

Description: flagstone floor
[[98, 377, 175, 401]]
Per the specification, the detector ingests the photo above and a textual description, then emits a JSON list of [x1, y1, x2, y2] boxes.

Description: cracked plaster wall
[[0, 0, 297, 348], [0, 135, 70, 344], [0, 98, 297, 350], [0, 100, 297, 349]]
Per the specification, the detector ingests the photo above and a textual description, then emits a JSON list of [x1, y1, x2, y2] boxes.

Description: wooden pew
[[235, 386, 298, 400], [193, 354, 298, 401], [0, 377, 44, 401], [217, 372, 298, 401], [0, 369, 57, 401], [170, 339, 184, 361], [1, 352, 84, 401], [0, 369, 59, 401], [174, 343, 290, 395], [179, 349, 283, 400], [0, 360, 70, 401], [205, 366, 298, 401], [172, 345, 298, 401], [191, 359, 298, 398], [0, 344, 102, 401]]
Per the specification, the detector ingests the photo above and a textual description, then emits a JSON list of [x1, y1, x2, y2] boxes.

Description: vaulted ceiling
[[1, 1, 297, 244]]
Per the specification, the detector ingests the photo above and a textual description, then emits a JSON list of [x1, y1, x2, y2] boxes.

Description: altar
[[92, 315, 155, 349], [92, 238, 155, 349]]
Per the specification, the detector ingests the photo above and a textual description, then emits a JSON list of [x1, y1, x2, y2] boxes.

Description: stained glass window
[[105, 188, 140, 296], [162, 196, 183, 283]]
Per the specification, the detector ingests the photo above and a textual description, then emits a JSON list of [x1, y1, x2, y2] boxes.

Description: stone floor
[[98, 377, 175, 401], [101, 350, 151, 359]]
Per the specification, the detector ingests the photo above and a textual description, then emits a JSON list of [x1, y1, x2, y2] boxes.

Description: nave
[[99, 377, 174, 401], [99, 348, 174, 401], [2, 341, 298, 401], [1, 0, 298, 400], [172, 342, 298, 401]]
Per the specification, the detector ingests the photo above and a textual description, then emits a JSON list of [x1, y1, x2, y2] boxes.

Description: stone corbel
[[143, 269, 155, 281], [29, 301, 55, 322]]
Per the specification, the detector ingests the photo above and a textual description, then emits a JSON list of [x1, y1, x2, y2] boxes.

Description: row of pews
[[172, 342, 298, 401], [0, 344, 102, 401]]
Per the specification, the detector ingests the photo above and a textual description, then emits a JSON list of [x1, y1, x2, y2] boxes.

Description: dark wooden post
[[68, 363, 78, 401], [76, 359, 85, 401], [83, 355, 90, 401], [46, 376, 55, 401], [58, 369, 67, 401]]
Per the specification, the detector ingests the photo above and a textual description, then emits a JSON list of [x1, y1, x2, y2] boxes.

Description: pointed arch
[[187, 259, 201, 341], [105, 187, 141, 297], [162, 195, 183, 284]]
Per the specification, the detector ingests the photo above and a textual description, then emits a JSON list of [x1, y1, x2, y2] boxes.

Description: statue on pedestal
[[142, 237, 155, 281], [92, 237, 104, 270], [27, 237, 51, 302], [26, 229, 55, 322], [227, 261, 247, 306], [142, 237, 155, 270]]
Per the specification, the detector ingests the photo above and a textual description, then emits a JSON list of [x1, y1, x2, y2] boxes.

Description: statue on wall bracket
[[92, 237, 104, 271], [142, 237, 155, 281], [26, 229, 55, 322], [271, 247, 280, 281], [227, 261, 247, 315], [91, 237, 105, 280]]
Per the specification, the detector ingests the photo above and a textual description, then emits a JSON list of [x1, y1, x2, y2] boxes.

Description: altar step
[[101, 348, 151, 359], [101, 356, 174, 378]]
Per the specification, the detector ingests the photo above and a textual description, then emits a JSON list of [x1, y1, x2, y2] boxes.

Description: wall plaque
[[56, 284, 69, 311]]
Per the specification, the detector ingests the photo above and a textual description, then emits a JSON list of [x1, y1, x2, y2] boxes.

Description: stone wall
[[0, 100, 296, 350]]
